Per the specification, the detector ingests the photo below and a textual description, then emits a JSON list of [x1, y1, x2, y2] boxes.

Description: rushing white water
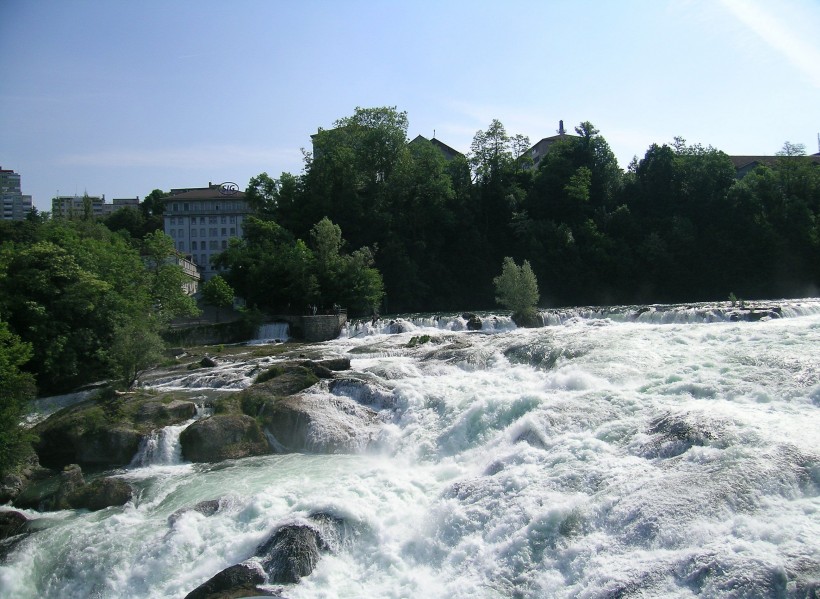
[[252, 322, 291, 344], [3, 299, 819, 598]]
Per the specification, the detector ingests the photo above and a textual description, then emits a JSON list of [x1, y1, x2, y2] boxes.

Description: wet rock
[[68, 477, 133, 511], [262, 394, 380, 453], [0, 510, 29, 541], [183, 562, 272, 599], [0, 510, 31, 562], [257, 524, 326, 583], [462, 313, 482, 331], [200, 356, 219, 368], [135, 400, 197, 424], [53, 464, 85, 508], [168, 498, 223, 526], [180, 415, 270, 462]]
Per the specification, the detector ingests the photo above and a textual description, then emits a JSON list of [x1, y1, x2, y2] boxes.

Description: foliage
[[108, 317, 165, 389], [201, 275, 235, 322], [0, 320, 36, 476], [493, 257, 540, 324]]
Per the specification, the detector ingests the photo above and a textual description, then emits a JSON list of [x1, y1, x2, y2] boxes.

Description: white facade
[[1, 167, 33, 221], [162, 184, 251, 281], [52, 194, 106, 218]]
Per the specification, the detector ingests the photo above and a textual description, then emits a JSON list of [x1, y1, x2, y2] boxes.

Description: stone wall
[[302, 314, 347, 342]]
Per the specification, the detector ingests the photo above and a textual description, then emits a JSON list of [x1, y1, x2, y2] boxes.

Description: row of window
[[169, 227, 237, 238], [169, 215, 237, 225], [175, 240, 228, 252], [170, 202, 246, 212]]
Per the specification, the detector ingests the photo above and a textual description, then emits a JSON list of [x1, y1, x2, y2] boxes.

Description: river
[[2, 299, 819, 598]]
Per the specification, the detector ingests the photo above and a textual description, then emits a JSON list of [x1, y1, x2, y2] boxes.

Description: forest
[[236, 107, 820, 313]]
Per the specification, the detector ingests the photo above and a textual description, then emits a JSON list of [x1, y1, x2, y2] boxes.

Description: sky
[[2, 0, 819, 212]]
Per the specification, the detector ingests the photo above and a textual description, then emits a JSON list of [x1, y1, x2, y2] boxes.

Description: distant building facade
[[1, 167, 33, 221], [51, 194, 106, 218], [163, 182, 251, 280], [729, 154, 820, 179]]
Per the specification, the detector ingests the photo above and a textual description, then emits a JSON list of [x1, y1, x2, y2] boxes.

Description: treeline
[[243, 107, 819, 312]]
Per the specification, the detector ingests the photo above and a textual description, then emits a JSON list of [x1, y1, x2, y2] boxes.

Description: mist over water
[[3, 299, 819, 598]]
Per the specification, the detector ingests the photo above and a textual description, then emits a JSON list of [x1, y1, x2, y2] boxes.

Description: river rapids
[[2, 299, 819, 598]]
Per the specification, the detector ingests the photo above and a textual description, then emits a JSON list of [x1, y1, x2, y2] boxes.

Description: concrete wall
[[302, 314, 347, 342]]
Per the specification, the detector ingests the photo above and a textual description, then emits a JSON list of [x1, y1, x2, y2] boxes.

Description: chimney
[[558, 120, 565, 135]]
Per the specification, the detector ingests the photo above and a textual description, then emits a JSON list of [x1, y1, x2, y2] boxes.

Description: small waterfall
[[130, 422, 191, 467], [252, 322, 291, 344]]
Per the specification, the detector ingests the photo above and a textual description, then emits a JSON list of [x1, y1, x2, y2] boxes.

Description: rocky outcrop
[[261, 394, 380, 453], [180, 415, 270, 463], [462, 313, 483, 331], [33, 394, 198, 470], [183, 562, 274, 599], [168, 498, 223, 526], [0, 510, 31, 561], [258, 524, 326, 583], [51, 464, 133, 511]]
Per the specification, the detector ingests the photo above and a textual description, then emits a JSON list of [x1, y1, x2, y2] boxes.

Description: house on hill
[[409, 135, 464, 161], [526, 120, 578, 169]]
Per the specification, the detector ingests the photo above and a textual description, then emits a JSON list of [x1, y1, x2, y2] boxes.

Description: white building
[[1, 167, 33, 221], [163, 182, 251, 280], [52, 194, 106, 218]]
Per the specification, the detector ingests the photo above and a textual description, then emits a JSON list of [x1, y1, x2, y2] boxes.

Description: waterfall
[[252, 322, 291, 344], [130, 421, 192, 467]]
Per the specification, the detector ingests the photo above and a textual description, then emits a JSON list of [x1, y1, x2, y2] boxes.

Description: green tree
[[0, 320, 36, 476], [201, 275, 235, 322], [142, 231, 200, 322], [108, 317, 165, 389], [493, 257, 540, 326]]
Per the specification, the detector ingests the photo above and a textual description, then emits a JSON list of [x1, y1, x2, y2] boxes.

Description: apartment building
[[1, 167, 33, 221]]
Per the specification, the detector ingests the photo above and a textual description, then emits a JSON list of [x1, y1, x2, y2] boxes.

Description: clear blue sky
[[2, 0, 819, 212]]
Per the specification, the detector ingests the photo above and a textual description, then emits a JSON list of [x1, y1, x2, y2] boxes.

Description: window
[[173, 203, 179, 212], [229, 216, 235, 224], [221, 216, 226, 224], [183, 203, 189, 211], [209, 228, 217, 236], [170, 216, 176, 225], [191, 229, 197, 237], [191, 241, 197, 250], [221, 240, 227, 249], [200, 228, 206, 237], [177, 228, 184, 237], [209, 216, 217, 224], [230, 227, 236, 236], [221, 228, 227, 236], [199, 217, 205, 224], [209, 240, 218, 250]]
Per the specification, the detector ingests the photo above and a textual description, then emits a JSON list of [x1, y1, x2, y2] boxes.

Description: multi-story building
[[1, 167, 33, 221], [163, 182, 251, 281], [526, 120, 576, 170], [52, 194, 106, 218]]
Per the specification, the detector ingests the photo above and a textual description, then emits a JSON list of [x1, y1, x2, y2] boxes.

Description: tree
[[141, 231, 200, 322], [493, 257, 540, 326], [108, 317, 164, 389], [201, 275, 235, 322], [0, 320, 36, 476]]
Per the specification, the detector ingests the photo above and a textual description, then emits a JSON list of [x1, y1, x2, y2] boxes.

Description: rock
[[257, 524, 326, 583], [0, 510, 29, 541], [462, 313, 482, 331], [180, 415, 270, 463], [0, 510, 31, 562], [200, 356, 219, 368], [68, 477, 133, 511], [53, 464, 85, 508], [168, 498, 223, 526], [315, 358, 351, 372], [261, 394, 380, 453], [74, 428, 143, 467], [184, 562, 271, 599], [135, 400, 197, 425]]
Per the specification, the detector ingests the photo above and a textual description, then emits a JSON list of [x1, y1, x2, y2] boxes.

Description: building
[[52, 194, 106, 218], [729, 154, 820, 179], [163, 182, 251, 281], [409, 135, 464, 161], [1, 167, 33, 221], [526, 120, 577, 170]]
